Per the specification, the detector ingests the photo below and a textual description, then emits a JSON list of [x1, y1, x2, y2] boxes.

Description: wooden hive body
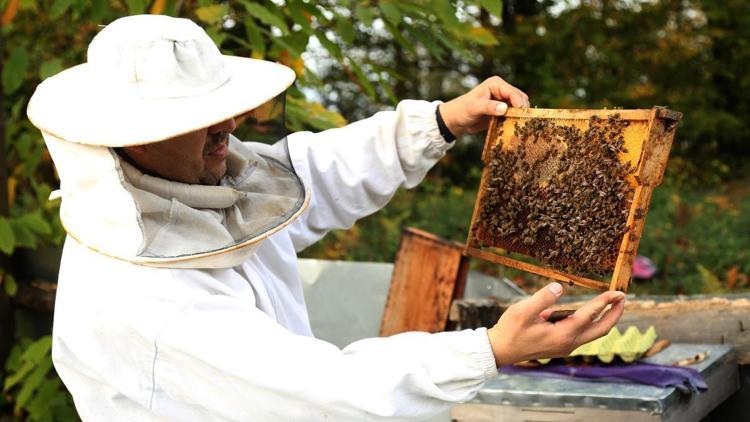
[[465, 107, 682, 292]]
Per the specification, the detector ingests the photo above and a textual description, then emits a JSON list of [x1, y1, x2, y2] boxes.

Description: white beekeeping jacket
[[52, 100, 499, 421]]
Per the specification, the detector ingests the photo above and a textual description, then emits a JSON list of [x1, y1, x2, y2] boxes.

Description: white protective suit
[[52, 99, 499, 421]]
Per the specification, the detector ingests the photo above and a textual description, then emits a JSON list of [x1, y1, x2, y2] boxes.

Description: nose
[[209, 118, 237, 134]]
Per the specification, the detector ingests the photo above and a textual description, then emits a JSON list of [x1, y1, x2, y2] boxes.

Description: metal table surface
[[457, 344, 738, 422]]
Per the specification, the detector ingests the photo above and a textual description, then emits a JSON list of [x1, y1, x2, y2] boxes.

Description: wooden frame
[[465, 107, 681, 292]]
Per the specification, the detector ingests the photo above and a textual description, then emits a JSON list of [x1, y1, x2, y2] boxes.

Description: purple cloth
[[500, 362, 708, 394]]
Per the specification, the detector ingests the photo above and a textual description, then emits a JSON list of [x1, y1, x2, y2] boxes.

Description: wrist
[[487, 326, 514, 367], [435, 104, 457, 142], [437, 101, 463, 138]]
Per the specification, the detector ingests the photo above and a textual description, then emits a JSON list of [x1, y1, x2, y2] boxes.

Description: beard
[[199, 132, 230, 185]]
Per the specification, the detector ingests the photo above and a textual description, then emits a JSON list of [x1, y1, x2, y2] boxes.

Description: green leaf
[[123, 0, 146, 14], [314, 29, 342, 60], [27, 377, 60, 419], [195, 4, 227, 24], [2, 47, 29, 95], [20, 336, 52, 364], [280, 31, 309, 57], [379, 1, 401, 25], [433, 30, 473, 62], [288, 0, 314, 34], [698, 264, 724, 293], [244, 17, 267, 57], [384, 21, 416, 55], [405, 25, 445, 61], [0, 217, 16, 254], [3, 358, 33, 392], [5, 339, 33, 373], [49, 0, 73, 19], [18, 0, 39, 13], [394, 2, 429, 17], [241, 1, 290, 35], [224, 33, 254, 51], [300, 1, 328, 24], [336, 17, 355, 44], [33, 183, 53, 206], [19, 212, 52, 235], [347, 58, 376, 99], [355, 6, 376, 26], [270, 36, 302, 58], [433, 0, 459, 29], [286, 96, 346, 131], [39, 58, 63, 80], [90, 0, 108, 20], [461, 25, 498, 46], [480, 0, 502, 17], [15, 356, 52, 409], [9, 220, 35, 249], [379, 77, 398, 105], [204, 27, 226, 46], [4, 273, 17, 297]]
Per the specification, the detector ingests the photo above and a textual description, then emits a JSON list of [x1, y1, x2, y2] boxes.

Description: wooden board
[[466, 106, 682, 293], [379, 227, 469, 336], [614, 297, 750, 365], [451, 403, 660, 422]]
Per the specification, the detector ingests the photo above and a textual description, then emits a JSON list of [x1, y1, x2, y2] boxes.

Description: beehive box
[[465, 107, 682, 292]]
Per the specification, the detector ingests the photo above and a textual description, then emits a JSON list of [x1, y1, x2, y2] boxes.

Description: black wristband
[[435, 105, 456, 143]]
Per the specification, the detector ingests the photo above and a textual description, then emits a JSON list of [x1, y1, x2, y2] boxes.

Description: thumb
[[483, 100, 508, 117], [521, 282, 564, 320]]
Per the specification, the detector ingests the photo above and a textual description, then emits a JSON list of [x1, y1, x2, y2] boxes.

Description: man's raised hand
[[439, 76, 530, 137]]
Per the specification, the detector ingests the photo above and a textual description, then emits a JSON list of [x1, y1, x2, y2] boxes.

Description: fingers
[[574, 298, 626, 345], [538, 308, 554, 322], [562, 291, 626, 331], [485, 76, 530, 108], [521, 282, 564, 320], [483, 100, 508, 116]]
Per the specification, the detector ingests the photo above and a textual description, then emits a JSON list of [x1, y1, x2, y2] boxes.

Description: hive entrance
[[466, 108, 681, 292]]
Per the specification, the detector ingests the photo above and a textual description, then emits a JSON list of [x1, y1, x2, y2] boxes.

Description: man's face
[[123, 118, 236, 185]]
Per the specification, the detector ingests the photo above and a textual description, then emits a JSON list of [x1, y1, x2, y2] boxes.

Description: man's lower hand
[[487, 282, 626, 367]]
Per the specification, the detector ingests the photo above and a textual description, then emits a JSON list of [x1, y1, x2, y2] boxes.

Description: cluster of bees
[[474, 115, 637, 275]]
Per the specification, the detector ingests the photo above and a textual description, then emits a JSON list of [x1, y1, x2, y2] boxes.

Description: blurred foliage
[[632, 171, 750, 294], [3, 336, 76, 421], [302, 0, 750, 298]]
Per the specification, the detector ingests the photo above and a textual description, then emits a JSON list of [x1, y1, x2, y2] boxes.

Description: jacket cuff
[[473, 327, 500, 380], [402, 99, 455, 152], [395, 100, 455, 188]]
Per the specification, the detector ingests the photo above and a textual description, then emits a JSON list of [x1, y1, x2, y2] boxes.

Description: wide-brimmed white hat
[[27, 15, 309, 269], [28, 14, 295, 146]]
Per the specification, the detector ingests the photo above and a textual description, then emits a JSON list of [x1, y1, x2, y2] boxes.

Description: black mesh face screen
[[127, 91, 307, 260], [233, 93, 289, 145]]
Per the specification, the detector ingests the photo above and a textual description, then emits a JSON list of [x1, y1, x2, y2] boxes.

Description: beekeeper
[[27, 15, 625, 421]]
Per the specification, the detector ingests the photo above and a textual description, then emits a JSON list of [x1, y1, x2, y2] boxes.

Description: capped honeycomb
[[466, 108, 681, 292]]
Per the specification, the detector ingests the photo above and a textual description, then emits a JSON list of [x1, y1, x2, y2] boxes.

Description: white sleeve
[[286, 100, 453, 251], [153, 294, 498, 421]]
